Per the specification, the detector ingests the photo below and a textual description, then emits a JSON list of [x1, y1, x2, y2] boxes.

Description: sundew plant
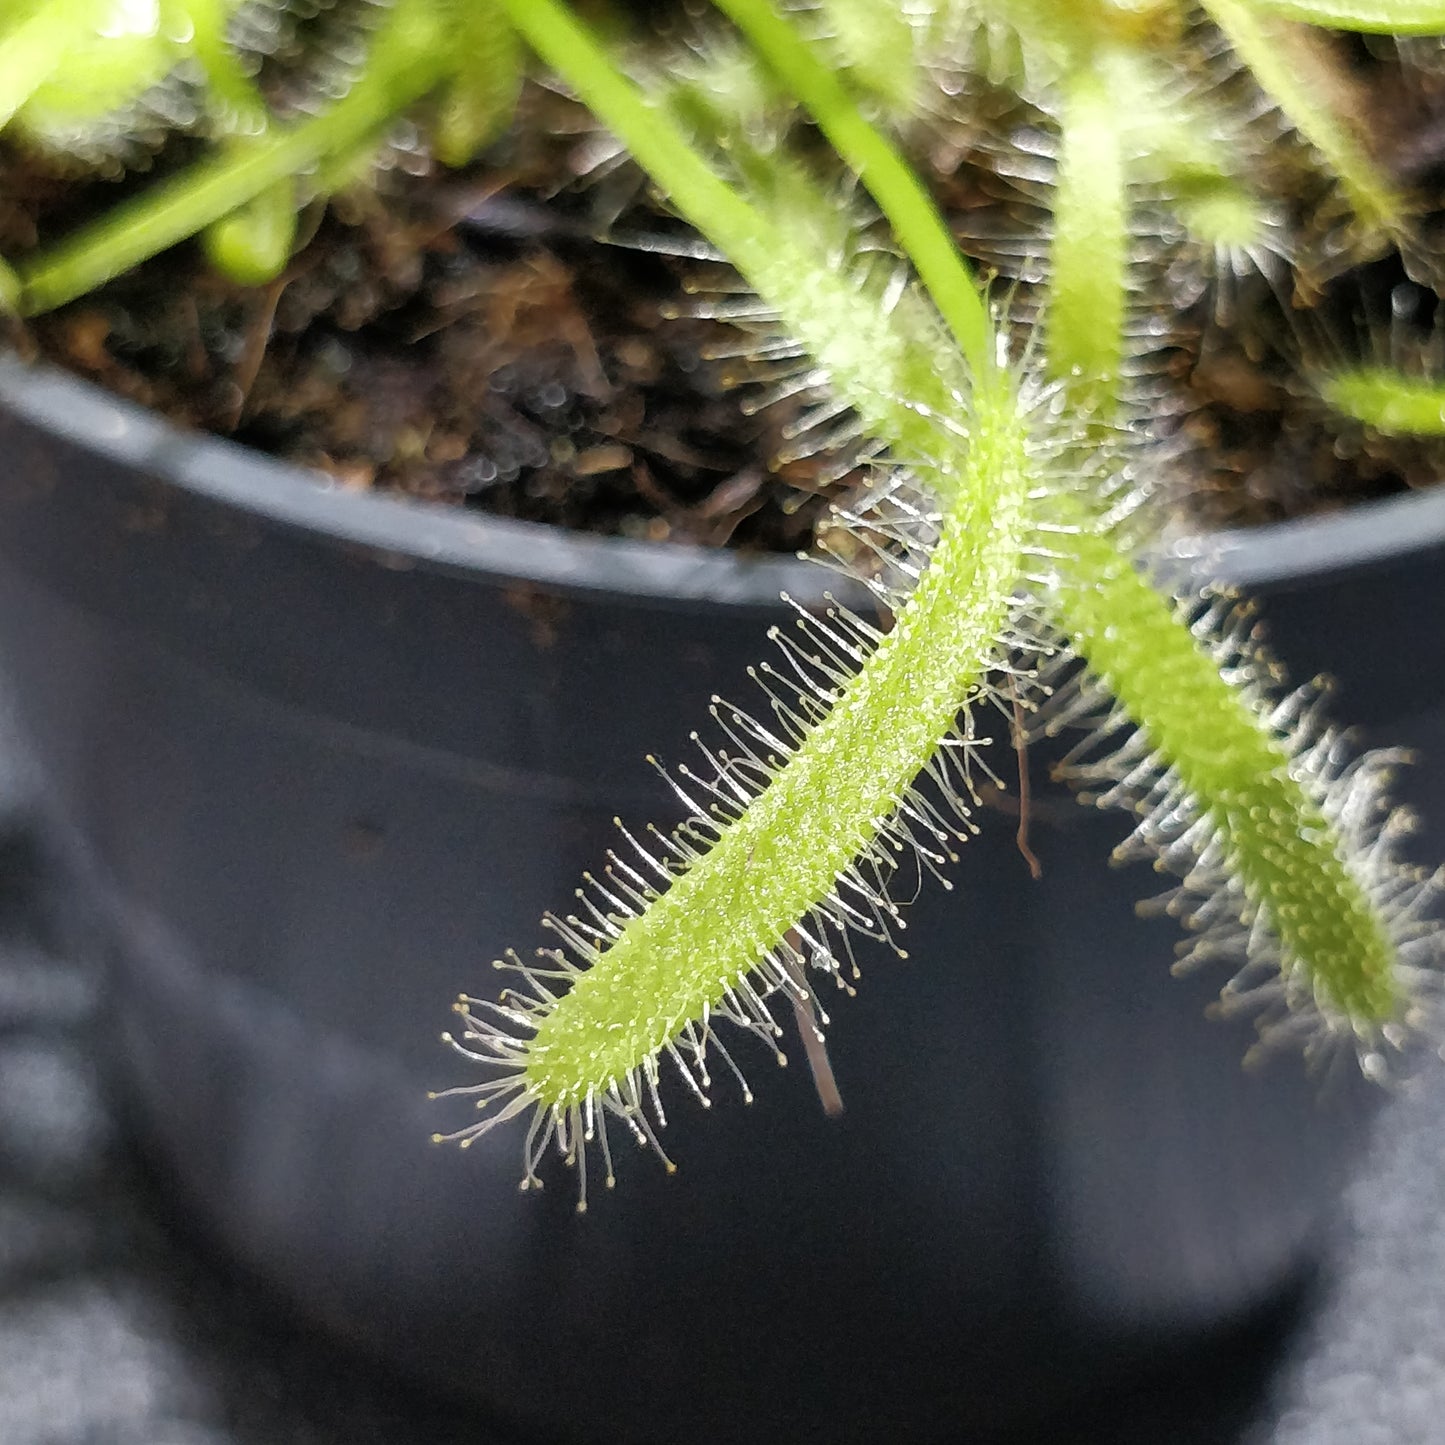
[[2, 0, 1445, 1204]]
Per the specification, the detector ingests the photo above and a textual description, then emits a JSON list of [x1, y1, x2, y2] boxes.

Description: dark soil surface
[[0, 86, 861, 553], [2, 34, 1445, 546]]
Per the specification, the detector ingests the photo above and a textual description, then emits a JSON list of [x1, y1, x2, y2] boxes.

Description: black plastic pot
[[0, 353, 1439, 1444]]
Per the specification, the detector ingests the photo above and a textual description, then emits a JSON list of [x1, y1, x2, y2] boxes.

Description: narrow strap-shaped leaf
[[518, 380, 1032, 1115], [1038, 39, 1408, 1043]]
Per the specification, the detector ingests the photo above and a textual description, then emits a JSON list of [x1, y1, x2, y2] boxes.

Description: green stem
[[15, 0, 451, 315]]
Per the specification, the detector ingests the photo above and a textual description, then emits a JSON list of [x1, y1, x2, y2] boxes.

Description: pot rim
[[3, 351, 1443, 603]]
